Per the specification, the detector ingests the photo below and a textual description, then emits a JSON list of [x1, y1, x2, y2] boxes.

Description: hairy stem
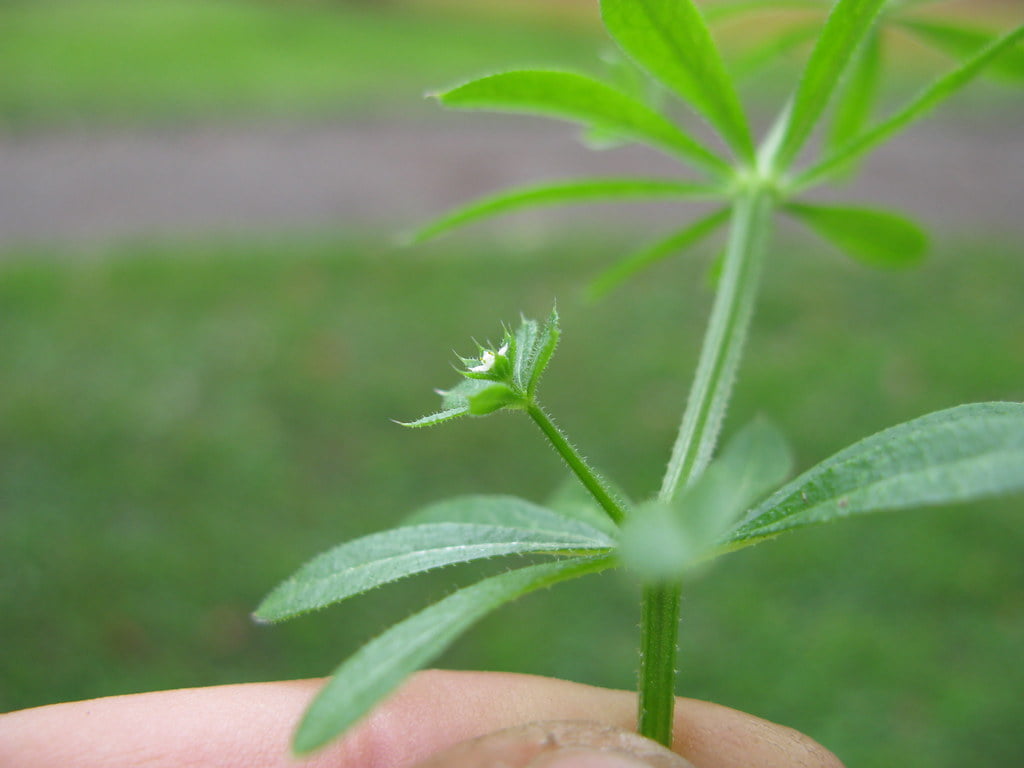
[[637, 581, 682, 746], [527, 402, 627, 525], [660, 188, 775, 498], [637, 187, 775, 744]]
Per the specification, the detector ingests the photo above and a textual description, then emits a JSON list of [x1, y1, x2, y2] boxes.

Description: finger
[[354, 670, 844, 768], [0, 670, 843, 768], [408, 721, 695, 768]]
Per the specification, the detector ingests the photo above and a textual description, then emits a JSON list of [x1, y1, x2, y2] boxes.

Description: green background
[[2, 3, 1022, 767]]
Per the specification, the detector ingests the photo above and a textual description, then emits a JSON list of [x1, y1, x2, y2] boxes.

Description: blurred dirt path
[[1, 113, 1022, 248]]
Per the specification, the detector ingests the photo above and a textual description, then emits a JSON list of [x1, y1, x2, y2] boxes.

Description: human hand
[[0, 670, 843, 767]]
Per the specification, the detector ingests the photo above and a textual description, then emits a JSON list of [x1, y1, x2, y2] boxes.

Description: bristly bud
[[398, 309, 560, 428], [462, 335, 514, 382]]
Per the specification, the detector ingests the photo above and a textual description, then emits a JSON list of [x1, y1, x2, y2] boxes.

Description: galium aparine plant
[[256, 0, 1024, 754]]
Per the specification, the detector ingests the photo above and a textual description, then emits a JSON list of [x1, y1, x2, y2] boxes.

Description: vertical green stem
[[637, 581, 682, 746], [527, 402, 626, 525], [637, 187, 775, 745], [659, 188, 775, 499]]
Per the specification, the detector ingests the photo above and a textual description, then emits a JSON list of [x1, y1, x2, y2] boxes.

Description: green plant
[[256, 0, 1024, 755]]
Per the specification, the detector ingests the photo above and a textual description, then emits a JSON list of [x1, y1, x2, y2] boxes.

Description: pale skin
[[0, 670, 844, 768]]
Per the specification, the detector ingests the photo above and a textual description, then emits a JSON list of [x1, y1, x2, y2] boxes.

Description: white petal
[[469, 350, 496, 373]]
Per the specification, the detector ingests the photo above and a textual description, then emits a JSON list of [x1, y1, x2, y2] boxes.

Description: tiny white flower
[[467, 343, 509, 374], [469, 350, 497, 373]]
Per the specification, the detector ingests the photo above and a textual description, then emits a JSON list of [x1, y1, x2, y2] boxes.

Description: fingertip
[[672, 698, 845, 768], [409, 722, 694, 768]]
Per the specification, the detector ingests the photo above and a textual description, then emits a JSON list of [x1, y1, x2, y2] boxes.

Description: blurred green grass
[[3, 0, 1017, 126], [1, 232, 1022, 767], [0, 0, 601, 125]]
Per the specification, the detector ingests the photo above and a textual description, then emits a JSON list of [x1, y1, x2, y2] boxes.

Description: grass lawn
[[0, 0, 602, 126], [3, 0, 1018, 126], [1, 231, 1022, 768]]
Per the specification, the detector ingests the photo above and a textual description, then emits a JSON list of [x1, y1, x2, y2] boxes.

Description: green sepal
[[441, 378, 495, 408], [467, 382, 523, 415], [515, 306, 561, 397]]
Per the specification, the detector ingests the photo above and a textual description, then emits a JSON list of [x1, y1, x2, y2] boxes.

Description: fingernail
[[529, 747, 661, 768]]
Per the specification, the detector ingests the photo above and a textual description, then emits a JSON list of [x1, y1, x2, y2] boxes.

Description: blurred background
[[1, 2, 1022, 766]]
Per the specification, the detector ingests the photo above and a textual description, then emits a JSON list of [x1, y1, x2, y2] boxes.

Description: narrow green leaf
[[600, 0, 754, 161], [697, 417, 795, 527], [786, 202, 927, 268], [587, 207, 729, 299], [726, 402, 1024, 549], [582, 49, 667, 150], [294, 556, 613, 753], [826, 28, 881, 157], [398, 378, 493, 428], [396, 407, 468, 428], [436, 70, 728, 173], [898, 18, 1024, 82], [798, 24, 1024, 187], [620, 418, 792, 580], [774, 0, 888, 169], [256, 520, 612, 624], [408, 177, 725, 243], [731, 20, 822, 81], [405, 494, 616, 542]]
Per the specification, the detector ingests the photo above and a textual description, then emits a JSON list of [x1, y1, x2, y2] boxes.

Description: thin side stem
[[637, 187, 775, 745], [526, 402, 626, 525]]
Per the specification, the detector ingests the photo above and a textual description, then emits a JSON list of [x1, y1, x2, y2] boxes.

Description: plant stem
[[526, 402, 626, 525], [637, 187, 775, 745], [659, 188, 775, 499], [637, 581, 682, 746]]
